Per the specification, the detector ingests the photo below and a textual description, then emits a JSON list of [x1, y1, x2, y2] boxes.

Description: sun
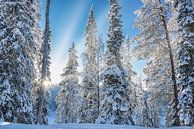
[[41, 78, 52, 89]]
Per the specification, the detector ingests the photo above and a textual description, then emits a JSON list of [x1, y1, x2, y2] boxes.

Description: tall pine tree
[[34, 0, 52, 125], [133, 0, 180, 126], [0, 0, 37, 123], [97, 0, 133, 125], [120, 36, 136, 125], [31, 0, 45, 124], [174, 0, 194, 126], [121, 36, 136, 82], [79, 5, 99, 123], [56, 43, 80, 123]]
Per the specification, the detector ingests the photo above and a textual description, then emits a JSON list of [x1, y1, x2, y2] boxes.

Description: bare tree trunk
[[41, 0, 51, 80], [37, 0, 51, 125], [37, 81, 45, 124], [158, 0, 180, 126]]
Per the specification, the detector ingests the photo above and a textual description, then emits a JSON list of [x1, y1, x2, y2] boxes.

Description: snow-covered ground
[[0, 122, 193, 129]]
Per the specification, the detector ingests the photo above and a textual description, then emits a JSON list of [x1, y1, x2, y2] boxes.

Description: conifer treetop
[[107, 0, 123, 65]]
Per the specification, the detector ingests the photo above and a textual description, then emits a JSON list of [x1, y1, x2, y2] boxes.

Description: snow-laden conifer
[[174, 0, 194, 126], [34, 0, 52, 125], [56, 43, 80, 123], [79, 5, 99, 123], [0, 0, 37, 123], [97, 0, 133, 125], [133, 0, 180, 126]]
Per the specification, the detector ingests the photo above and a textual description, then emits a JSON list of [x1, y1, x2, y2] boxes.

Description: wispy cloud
[[50, 1, 88, 84], [50, 1, 144, 85]]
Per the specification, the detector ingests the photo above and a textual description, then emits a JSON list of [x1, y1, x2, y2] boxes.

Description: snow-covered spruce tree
[[0, 0, 37, 123], [30, 0, 42, 82], [142, 92, 155, 127], [133, 0, 180, 126], [164, 1, 182, 126], [157, 0, 180, 126], [144, 56, 172, 127], [56, 43, 80, 123], [55, 89, 66, 123], [97, 0, 133, 125], [133, 77, 154, 127], [133, 78, 144, 126], [120, 36, 136, 125], [34, 0, 51, 125], [79, 5, 99, 123], [174, 0, 194, 126], [121, 36, 136, 82]]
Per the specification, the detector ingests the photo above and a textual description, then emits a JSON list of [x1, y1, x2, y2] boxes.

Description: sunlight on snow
[[0, 122, 10, 125]]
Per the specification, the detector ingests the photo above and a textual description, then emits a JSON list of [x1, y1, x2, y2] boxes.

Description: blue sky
[[40, 0, 145, 84]]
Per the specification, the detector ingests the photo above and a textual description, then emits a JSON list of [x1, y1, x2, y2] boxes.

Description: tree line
[[0, 0, 193, 128], [56, 0, 194, 127]]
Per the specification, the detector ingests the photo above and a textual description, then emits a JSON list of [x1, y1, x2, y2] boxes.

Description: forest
[[0, 0, 193, 129]]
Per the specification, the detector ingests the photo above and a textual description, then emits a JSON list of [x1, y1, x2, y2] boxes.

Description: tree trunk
[[37, 0, 51, 125], [158, 0, 180, 126], [37, 81, 45, 125]]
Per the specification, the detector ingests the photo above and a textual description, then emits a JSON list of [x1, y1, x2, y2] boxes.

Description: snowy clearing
[[0, 123, 193, 129]]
